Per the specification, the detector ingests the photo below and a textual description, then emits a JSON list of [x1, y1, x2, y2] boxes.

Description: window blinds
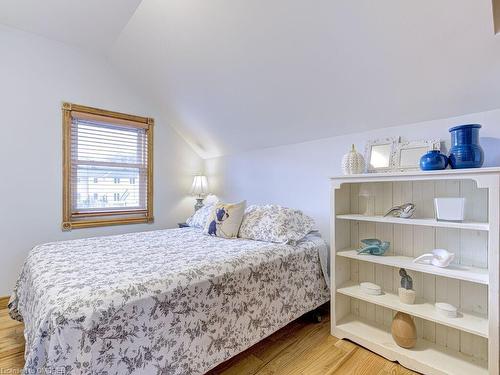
[[70, 116, 149, 215]]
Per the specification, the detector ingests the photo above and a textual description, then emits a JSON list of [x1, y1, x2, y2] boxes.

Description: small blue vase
[[420, 150, 448, 170], [448, 124, 484, 169]]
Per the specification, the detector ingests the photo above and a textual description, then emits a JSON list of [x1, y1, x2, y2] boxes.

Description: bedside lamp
[[190, 175, 209, 211]]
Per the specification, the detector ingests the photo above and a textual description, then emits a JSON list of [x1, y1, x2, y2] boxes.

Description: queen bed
[[9, 226, 329, 375]]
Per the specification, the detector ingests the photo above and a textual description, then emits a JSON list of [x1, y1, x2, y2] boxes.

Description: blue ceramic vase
[[448, 124, 484, 169], [420, 150, 448, 171]]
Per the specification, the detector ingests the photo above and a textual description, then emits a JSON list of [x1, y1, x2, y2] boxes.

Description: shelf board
[[334, 314, 488, 375], [337, 281, 488, 338], [337, 249, 489, 285], [336, 214, 489, 231], [330, 167, 500, 180]]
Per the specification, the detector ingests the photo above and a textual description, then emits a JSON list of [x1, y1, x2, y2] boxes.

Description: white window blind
[[62, 103, 153, 230], [71, 117, 149, 215]]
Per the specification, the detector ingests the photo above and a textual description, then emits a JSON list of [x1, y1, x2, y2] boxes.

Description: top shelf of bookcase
[[330, 167, 500, 188], [331, 167, 500, 180]]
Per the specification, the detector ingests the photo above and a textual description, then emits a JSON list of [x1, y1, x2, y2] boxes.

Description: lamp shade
[[190, 175, 209, 197]]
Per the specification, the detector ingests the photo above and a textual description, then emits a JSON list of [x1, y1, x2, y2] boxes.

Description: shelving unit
[[330, 168, 500, 375]]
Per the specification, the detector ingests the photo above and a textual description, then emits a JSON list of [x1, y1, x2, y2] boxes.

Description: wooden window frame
[[62, 102, 154, 230]]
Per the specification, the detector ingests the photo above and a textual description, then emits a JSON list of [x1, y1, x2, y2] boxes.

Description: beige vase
[[391, 311, 417, 349]]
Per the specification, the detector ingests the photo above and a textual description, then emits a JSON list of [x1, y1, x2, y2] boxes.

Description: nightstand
[[178, 223, 189, 228]]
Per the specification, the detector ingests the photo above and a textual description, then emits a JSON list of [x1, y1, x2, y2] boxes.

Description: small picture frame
[[392, 140, 440, 171], [364, 137, 400, 173]]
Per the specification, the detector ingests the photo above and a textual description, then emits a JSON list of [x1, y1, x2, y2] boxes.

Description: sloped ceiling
[[110, 0, 500, 157], [0, 0, 142, 52], [1, 1, 500, 157]]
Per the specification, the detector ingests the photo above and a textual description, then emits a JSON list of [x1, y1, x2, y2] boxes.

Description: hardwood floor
[[0, 307, 25, 371], [0, 305, 417, 374]]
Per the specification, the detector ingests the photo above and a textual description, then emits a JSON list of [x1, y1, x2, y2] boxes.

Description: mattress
[[9, 227, 330, 375]]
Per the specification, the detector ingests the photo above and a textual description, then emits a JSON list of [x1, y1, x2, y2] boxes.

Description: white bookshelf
[[330, 168, 500, 375]]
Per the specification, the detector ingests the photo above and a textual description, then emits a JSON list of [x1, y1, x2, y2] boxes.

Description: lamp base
[[194, 198, 204, 211]]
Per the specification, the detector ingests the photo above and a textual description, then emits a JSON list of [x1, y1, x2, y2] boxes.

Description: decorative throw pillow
[[186, 202, 216, 228], [203, 201, 247, 238], [238, 205, 315, 244]]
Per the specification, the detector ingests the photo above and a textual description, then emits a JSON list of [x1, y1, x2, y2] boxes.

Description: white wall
[[0, 25, 203, 295], [206, 109, 500, 241]]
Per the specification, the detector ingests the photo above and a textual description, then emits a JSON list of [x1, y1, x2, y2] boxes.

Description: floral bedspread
[[9, 228, 329, 375]]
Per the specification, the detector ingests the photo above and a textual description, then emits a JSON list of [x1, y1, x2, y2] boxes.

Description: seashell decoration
[[413, 248, 455, 268], [342, 144, 366, 175]]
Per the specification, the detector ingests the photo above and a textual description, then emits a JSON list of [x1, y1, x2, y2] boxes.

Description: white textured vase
[[342, 144, 365, 175], [398, 288, 416, 304]]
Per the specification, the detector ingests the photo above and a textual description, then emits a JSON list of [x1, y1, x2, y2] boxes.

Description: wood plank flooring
[[0, 304, 417, 374]]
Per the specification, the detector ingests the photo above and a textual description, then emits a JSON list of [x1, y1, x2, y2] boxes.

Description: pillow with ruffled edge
[[238, 205, 315, 244], [186, 202, 216, 228]]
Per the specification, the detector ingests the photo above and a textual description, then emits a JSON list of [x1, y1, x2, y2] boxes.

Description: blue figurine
[[357, 239, 390, 255]]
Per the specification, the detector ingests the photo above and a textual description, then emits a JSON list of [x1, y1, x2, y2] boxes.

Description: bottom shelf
[[334, 314, 488, 375]]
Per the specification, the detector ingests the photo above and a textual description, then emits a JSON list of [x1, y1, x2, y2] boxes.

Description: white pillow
[[238, 205, 315, 244], [203, 201, 246, 239], [186, 203, 216, 228]]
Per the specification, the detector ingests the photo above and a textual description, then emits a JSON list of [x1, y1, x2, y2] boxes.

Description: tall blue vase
[[448, 124, 484, 169]]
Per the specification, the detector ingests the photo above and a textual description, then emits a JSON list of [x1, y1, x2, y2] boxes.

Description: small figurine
[[398, 268, 416, 304], [400, 268, 413, 289], [413, 248, 455, 268], [384, 203, 416, 218], [357, 239, 390, 255]]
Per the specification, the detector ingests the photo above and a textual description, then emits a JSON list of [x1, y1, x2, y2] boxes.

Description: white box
[[434, 197, 465, 222]]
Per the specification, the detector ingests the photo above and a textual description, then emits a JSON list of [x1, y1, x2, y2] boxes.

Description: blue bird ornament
[[357, 238, 390, 255]]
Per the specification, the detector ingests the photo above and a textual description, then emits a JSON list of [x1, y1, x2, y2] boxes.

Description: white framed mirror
[[393, 140, 440, 171], [364, 137, 399, 172]]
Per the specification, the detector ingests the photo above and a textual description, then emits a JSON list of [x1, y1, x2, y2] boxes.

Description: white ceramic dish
[[360, 282, 382, 295], [435, 302, 458, 318]]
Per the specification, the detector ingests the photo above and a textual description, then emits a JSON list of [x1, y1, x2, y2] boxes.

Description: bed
[[9, 227, 330, 375]]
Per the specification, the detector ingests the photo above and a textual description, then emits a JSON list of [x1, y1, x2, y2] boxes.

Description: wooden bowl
[[391, 312, 417, 348]]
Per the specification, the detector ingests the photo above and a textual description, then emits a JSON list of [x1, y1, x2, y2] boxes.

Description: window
[[62, 103, 154, 230]]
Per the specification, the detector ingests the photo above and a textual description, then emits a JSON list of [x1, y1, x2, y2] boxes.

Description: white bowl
[[435, 302, 458, 318], [360, 282, 382, 295]]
